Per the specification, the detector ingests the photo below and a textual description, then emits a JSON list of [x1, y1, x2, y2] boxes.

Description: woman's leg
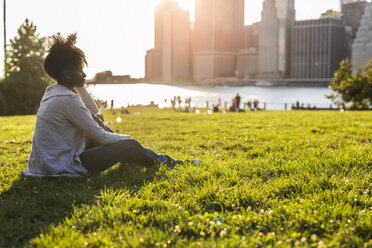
[[80, 139, 181, 175]]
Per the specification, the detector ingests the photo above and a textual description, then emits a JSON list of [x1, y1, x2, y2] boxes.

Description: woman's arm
[[64, 95, 129, 145], [74, 87, 99, 115]]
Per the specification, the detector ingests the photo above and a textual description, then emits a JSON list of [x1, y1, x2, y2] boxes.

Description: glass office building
[[291, 18, 346, 80]]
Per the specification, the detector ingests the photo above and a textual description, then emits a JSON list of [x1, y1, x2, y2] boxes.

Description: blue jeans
[[80, 115, 180, 174]]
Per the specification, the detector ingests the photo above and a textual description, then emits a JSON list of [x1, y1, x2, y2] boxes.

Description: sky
[[0, 0, 343, 79]]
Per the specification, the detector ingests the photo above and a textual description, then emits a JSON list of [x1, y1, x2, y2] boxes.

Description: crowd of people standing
[[166, 93, 262, 113]]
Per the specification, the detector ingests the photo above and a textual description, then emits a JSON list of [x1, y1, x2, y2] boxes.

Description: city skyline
[[1, 0, 347, 79]]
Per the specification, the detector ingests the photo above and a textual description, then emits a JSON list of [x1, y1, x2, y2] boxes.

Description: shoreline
[[86, 76, 331, 88], [87, 79, 331, 88]]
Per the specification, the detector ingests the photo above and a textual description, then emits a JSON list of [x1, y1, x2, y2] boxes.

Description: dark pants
[[80, 115, 180, 175]]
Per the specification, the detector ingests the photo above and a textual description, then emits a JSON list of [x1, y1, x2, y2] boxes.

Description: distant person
[[229, 103, 236, 112], [121, 107, 130, 114], [171, 97, 176, 110], [177, 96, 182, 108], [340, 103, 345, 112], [185, 97, 191, 108], [24, 34, 200, 177], [232, 98, 236, 110], [212, 104, 219, 113], [247, 99, 252, 110], [235, 93, 241, 110], [253, 99, 259, 110]]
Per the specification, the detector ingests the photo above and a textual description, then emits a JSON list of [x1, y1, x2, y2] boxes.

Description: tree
[[329, 59, 372, 109], [0, 19, 50, 115], [363, 60, 372, 104]]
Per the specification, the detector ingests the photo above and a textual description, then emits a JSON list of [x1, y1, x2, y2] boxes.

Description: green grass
[[0, 108, 371, 247]]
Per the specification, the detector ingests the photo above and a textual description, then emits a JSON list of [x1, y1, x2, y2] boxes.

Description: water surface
[[87, 83, 333, 110]]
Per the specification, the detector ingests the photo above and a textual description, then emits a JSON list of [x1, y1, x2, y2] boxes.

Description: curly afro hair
[[44, 33, 88, 87]]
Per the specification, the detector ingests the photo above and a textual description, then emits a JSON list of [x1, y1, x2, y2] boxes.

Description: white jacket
[[24, 84, 128, 177]]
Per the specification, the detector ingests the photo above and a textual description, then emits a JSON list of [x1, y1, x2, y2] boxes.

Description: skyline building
[[145, 0, 192, 83], [243, 22, 259, 50], [193, 0, 245, 80], [352, 2, 372, 72], [154, 0, 178, 49], [236, 23, 260, 78], [145, 48, 162, 81], [341, 0, 368, 39], [341, 0, 368, 57], [146, 0, 366, 84], [291, 18, 347, 80], [162, 5, 192, 82], [235, 22, 260, 78], [258, 0, 295, 79], [235, 49, 259, 79]]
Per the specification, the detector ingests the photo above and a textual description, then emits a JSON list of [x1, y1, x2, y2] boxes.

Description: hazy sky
[[0, 0, 343, 79]]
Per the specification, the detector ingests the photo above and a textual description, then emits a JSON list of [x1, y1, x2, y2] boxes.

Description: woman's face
[[66, 66, 86, 88]]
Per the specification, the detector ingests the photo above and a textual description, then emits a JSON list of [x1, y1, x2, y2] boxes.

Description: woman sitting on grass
[[24, 34, 200, 177]]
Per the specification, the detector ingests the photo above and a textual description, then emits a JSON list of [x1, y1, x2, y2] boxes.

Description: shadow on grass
[[0, 163, 161, 247]]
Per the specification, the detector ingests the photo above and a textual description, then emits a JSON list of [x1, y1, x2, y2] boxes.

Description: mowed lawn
[[0, 109, 371, 247]]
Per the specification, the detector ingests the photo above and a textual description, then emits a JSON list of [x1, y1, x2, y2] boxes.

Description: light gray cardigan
[[24, 84, 129, 177]]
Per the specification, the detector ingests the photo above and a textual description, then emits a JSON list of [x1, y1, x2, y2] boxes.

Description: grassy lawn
[[0, 109, 371, 247]]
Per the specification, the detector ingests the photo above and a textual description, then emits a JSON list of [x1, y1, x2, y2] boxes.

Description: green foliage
[[329, 59, 372, 109], [0, 19, 50, 115], [0, 109, 371, 247]]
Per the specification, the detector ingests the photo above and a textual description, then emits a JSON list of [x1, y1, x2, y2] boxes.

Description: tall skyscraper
[[291, 18, 346, 80], [155, 0, 178, 49], [352, 3, 372, 72], [145, 0, 192, 83], [193, 0, 245, 80], [258, 0, 295, 79], [341, 0, 367, 58], [341, 0, 367, 39], [162, 5, 192, 82]]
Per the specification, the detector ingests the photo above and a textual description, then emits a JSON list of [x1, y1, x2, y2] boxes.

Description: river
[[86, 83, 334, 110]]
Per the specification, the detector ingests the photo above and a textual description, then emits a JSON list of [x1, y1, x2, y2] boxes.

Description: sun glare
[[176, 0, 194, 11], [151, 0, 195, 21], [176, 0, 195, 20]]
